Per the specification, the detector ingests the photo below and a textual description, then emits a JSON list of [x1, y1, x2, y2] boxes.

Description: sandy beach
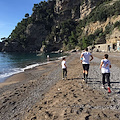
[[0, 52, 120, 120]]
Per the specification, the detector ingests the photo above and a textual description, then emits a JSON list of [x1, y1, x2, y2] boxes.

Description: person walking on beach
[[100, 54, 111, 93], [80, 48, 93, 83], [61, 57, 67, 80]]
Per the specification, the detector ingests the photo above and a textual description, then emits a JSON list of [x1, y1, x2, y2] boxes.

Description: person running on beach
[[100, 54, 111, 93], [61, 57, 67, 80], [80, 48, 93, 83]]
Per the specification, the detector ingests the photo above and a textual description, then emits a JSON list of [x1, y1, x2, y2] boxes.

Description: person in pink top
[[100, 54, 111, 93]]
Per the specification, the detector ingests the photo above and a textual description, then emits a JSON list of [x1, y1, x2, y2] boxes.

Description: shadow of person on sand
[[110, 82, 120, 94], [66, 77, 83, 80], [111, 82, 120, 84], [69, 77, 100, 82], [68, 77, 120, 94]]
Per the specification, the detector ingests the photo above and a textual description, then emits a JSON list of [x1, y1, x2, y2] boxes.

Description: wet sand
[[0, 52, 120, 120]]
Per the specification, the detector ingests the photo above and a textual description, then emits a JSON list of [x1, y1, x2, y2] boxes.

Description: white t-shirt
[[81, 52, 91, 64], [101, 59, 111, 73], [61, 60, 66, 69]]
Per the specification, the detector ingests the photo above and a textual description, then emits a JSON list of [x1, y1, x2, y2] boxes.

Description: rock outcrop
[[0, 42, 4, 51], [80, 0, 96, 20], [1, 0, 120, 52]]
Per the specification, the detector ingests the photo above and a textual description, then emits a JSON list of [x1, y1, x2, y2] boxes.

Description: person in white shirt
[[100, 54, 111, 93], [80, 48, 93, 83], [61, 57, 67, 80]]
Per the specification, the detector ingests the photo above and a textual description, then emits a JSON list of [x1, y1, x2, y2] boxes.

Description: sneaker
[[101, 85, 105, 89], [108, 87, 111, 93], [83, 78, 85, 82], [62, 78, 64, 80]]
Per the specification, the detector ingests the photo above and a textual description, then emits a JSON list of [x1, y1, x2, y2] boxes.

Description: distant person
[[80, 48, 93, 83], [100, 54, 111, 93], [61, 57, 67, 80], [47, 55, 49, 61]]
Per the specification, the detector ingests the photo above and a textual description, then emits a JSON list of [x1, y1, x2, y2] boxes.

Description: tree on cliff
[[1, 37, 8, 42], [25, 13, 29, 18], [2, 0, 120, 52]]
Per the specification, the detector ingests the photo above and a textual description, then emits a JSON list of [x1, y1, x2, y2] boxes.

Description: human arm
[[80, 53, 83, 63], [64, 61, 67, 69], [109, 63, 111, 68], [64, 63, 67, 69], [100, 61, 103, 69], [90, 55, 93, 61], [109, 65, 111, 68]]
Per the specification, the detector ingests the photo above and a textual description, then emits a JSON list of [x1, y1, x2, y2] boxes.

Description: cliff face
[[25, 23, 49, 51], [80, 0, 96, 20], [83, 15, 120, 43], [1, 24, 49, 52], [55, 0, 100, 20], [55, 0, 80, 20], [1, 0, 120, 52]]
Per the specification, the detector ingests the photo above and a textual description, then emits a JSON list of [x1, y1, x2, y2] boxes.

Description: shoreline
[[0, 59, 62, 88], [0, 52, 120, 120], [0, 52, 68, 83], [0, 55, 67, 84]]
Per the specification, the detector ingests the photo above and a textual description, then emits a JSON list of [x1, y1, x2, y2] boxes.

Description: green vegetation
[[86, 0, 120, 23], [60, 20, 77, 50], [8, 1, 55, 50], [32, 1, 55, 29], [2, 0, 120, 52], [72, 0, 120, 50], [114, 21, 120, 31]]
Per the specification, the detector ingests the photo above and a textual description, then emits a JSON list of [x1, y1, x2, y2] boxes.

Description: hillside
[[0, 0, 120, 52]]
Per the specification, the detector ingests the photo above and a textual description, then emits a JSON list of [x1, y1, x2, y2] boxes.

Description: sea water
[[0, 52, 67, 82]]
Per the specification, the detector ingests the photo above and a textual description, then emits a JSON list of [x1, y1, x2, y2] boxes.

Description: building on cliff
[[94, 39, 120, 52]]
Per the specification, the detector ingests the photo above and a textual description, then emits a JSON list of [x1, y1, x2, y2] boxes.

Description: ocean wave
[[0, 52, 67, 83], [0, 60, 60, 82], [0, 68, 24, 82], [58, 56, 67, 60]]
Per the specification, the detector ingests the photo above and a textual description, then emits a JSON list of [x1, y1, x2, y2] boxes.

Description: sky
[[0, 0, 47, 41]]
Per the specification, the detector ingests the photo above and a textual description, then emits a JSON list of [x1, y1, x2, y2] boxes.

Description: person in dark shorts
[[100, 54, 111, 93], [80, 48, 93, 83], [61, 57, 67, 80]]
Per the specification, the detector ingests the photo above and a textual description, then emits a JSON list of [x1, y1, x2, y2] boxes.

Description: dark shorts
[[82, 64, 90, 71]]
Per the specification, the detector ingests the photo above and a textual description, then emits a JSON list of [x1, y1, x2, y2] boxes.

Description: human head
[[85, 48, 88, 51], [62, 57, 65, 60], [104, 54, 108, 59]]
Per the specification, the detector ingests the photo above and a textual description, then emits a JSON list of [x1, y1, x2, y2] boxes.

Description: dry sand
[[0, 52, 120, 120]]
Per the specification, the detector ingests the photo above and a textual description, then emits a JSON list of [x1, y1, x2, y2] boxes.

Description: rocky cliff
[[1, 0, 120, 52]]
